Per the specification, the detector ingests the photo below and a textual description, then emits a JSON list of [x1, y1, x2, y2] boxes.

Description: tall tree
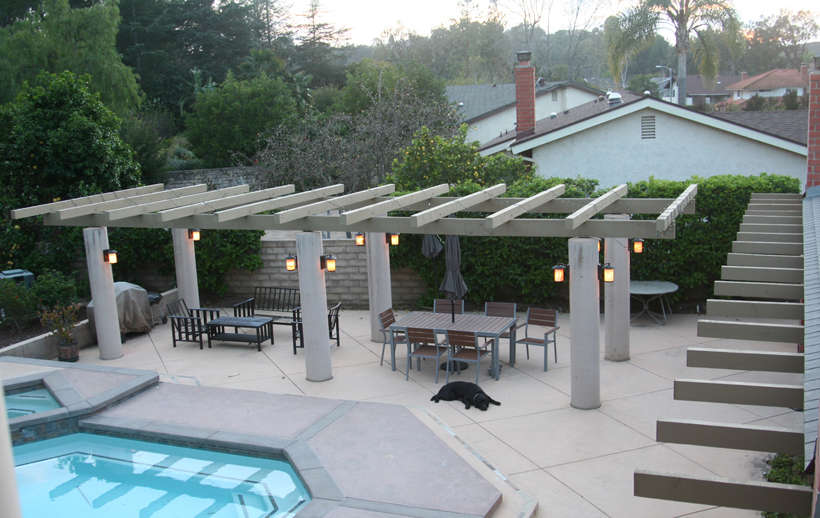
[[0, 0, 141, 114], [294, 0, 350, 87], [609, 1, 740, 105], [743, 10, 819, 74]]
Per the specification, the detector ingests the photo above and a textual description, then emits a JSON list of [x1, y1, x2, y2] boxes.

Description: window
[[641, 116, 656, 139], [551, 91, 558, 101]]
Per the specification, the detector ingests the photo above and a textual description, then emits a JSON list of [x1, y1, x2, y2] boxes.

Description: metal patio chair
[[406, 327, 448, 383], [444, 329, 494, 384], [379, 308, 406, 369], [517, 308, 560, 371]]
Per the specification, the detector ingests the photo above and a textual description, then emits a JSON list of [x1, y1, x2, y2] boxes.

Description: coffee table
[[630, 280, 679, 325], [205, 316, 274, 352]]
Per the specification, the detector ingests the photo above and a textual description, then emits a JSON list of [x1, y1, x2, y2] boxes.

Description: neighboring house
[[446, 80, 603, 146], [479, 58, 808, 188], [725, 65, 811, 104], [686, 75, 740, 106]]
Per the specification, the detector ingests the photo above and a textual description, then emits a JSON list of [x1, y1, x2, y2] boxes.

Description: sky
[[289, 0, 818, 46]]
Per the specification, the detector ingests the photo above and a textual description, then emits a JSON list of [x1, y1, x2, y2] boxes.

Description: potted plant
[[40, 303, 81, 362]]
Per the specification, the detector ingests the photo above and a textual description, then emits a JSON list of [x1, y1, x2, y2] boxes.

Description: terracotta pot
[[56, 339, 79, 362]]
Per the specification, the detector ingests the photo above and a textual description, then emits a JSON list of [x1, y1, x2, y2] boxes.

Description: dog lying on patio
[[431, 381, 501, 411]]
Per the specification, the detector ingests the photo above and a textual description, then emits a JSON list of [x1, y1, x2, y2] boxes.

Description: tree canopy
[[0, 0, 141, 114]]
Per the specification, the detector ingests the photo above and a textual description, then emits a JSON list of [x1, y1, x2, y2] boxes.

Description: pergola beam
[[404, 197, 696, 215], [274, 185, 396, 224], [340, 184, 450, 226], [104, 185, 250, 221], [565, 184, 627, 230], [54, 185, 208, 221], [10, 184, 164, 219], [158, 185, 296, 221], [656, 184, 698, 232], [485, 184, 565, 229], [215, 184, 345, 222], [411, 184, 507, 228], [42, 213, 677, 239]]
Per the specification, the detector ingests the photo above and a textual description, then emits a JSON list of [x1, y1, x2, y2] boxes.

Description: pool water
[[14, 433, 310, 518], [5, 387, 61, 419]]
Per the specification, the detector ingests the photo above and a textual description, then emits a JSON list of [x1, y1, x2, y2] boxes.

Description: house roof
[[446, 81, 604, 123], [478, 91, 807, 157], [726, 69, 808, 91], [711, 110, 808, 145], [686, 75, 741, 96]]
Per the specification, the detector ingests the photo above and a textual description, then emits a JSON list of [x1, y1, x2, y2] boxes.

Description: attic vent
[[641, 115, 656, 139]]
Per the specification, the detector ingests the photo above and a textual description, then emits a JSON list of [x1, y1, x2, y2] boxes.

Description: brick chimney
[[741, 71, 748, 82], [802, 63, 809, 82], [515, 51, 536, 136], [807, 69, 820, 189]]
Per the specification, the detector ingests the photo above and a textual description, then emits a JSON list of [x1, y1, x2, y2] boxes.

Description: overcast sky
[[288, 0, 818, 46]]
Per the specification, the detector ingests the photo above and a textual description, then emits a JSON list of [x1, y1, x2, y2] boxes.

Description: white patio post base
[[84, 227, 123, 360], [367, 232, 392, 342], [0, 366, 23, 518], [569, 237, 601, 410], [604, 215, 631, 361], [172, 228, 200, 309], [296, 232, 333, 382]]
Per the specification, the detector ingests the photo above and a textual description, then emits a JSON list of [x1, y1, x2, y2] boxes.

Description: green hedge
[[390, 173, 800, 306]]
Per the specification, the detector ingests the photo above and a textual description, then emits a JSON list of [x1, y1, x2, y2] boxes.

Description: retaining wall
[[161, 166, 258, 190]]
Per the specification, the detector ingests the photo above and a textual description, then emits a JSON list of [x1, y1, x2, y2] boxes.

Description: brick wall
[[809, 71, 820, 189], [160, 166, 259, 190], [221, 238, 427, 308]]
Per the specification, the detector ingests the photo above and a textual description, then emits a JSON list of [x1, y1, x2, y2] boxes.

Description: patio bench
[[233, 287, 302, 353]]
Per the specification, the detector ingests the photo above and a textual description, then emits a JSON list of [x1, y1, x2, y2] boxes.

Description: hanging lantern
[[189, 229, 201, 241], [285, 254, 297, 271], [633, 238, 644, 254], [355, 233, 366, 246], [601, 263, 615, 283], [386, 233, 400, 246], [552, 263, 567, 283], [103, 249, 118, 264]]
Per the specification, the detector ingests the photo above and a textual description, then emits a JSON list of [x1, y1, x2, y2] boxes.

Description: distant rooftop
[[726, 68, 809, 91]]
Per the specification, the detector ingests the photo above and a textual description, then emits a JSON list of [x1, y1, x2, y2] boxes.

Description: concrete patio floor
[[32, 309, 807, 517]]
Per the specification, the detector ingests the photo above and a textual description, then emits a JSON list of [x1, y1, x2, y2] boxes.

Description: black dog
[[431, 381, 501, 411]]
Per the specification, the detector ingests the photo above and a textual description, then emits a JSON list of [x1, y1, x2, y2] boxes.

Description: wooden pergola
[[13, 182, 697, 238], [11, 181, 696, 404]]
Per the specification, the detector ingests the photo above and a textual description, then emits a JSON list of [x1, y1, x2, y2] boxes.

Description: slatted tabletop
[[390, 312, 516, 379]]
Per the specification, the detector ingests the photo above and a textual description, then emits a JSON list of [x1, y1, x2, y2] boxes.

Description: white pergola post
[[604, 214, 631, 361], [0, 366, 24, 518], [367, 232, 392, 342], [569, 237, 601, 410], [296, 232, 333, 382], [172, 228, 200, 309], [84, 227, 123, 360]]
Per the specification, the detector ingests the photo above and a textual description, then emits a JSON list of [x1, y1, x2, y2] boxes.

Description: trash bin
[[0, 269, 34, 288]]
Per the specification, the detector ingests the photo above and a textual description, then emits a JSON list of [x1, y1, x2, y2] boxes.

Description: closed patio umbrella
[[439, 235, 468, 300]]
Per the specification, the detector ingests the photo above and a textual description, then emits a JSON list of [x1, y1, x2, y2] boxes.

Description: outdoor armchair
[[378, 308, 406, 370], [484, 301, 521, 350], [166, 299, 220, 349], [406, 327, 448, 383], [292, 302, 342, 354], [444, 329, 494, 384], [517, 308, 559, 371], [433, 299, 464, 315]]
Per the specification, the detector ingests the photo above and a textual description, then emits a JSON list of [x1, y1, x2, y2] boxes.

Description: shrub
[[763, 454, 809, 518], [0, 279, 37, 332], [33, 269, 78, 310]]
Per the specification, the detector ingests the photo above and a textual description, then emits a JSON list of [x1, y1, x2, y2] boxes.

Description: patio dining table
[[389, 312, 517, 380]]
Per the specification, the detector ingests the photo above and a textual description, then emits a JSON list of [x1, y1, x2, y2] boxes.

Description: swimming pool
[[5, 387, 61, 419], [14, 433, 310, 518]]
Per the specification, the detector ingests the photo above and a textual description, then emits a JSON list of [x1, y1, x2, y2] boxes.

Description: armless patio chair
[[379, 308, 407, 370], [406, 327, 448, 383], [292, 302, 342, 354], [517, 308, 560, 371], [484, 301, 520, 353], [433, 299, 464, 315], [444, 330, 494, 384], [166, 299, 220, 349]]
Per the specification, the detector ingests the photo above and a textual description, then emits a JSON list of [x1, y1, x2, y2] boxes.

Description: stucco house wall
[[530, 108, 807, 188], [734, 87, 806, 100]]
